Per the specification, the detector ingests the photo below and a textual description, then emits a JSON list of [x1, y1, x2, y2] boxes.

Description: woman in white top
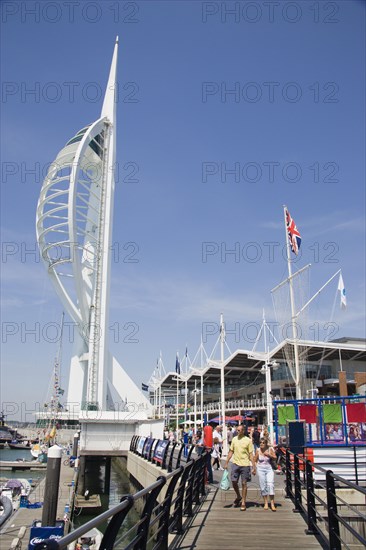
[[254, 438, 277, 511]]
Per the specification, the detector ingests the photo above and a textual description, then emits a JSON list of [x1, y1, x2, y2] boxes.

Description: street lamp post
[[220, 313, 228, 456], [176, 375, 179, 434], [261, 360, 279, 444]]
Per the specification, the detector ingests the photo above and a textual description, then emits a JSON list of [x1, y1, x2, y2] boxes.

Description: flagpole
[[220, 313, 228, 455], [194, 379, 197, 430], [283, 205, 302, 400], [158, 358, 162, 419], [184, 347, 188, 421], [176, 374, 179, 434], [153, 385, 157, 419], [184, 379, 188, 425], [263, 312, 274, 444]]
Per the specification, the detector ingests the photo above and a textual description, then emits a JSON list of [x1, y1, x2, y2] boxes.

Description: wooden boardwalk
[[0, 461, 75, 549], [172, 474, 322, 550]]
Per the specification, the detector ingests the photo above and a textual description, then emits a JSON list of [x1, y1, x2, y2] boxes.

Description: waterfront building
[[152, 336, 366, 427]]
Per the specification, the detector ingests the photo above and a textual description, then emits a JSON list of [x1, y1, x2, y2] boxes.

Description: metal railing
[[281, 448, 366, 549], [36, 437, 206, 550], [198, 398, 266, 412]]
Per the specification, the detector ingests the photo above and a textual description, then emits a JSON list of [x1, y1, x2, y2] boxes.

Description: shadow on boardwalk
[[171, 477, 323, 550]]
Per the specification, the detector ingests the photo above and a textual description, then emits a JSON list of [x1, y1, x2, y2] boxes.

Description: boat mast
[[50, 311, 65, 429]]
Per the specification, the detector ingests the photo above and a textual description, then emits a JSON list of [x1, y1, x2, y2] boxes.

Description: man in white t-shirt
[[213, 425, 223, 460]]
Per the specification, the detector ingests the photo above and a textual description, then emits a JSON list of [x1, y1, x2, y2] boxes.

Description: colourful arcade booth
[[273, 395, 366, 481]]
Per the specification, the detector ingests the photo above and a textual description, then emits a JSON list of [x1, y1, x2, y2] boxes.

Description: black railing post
[[156, 467, 183, 550], [175, 442, 184, 468], [148, 439, 155, 462], [285, 449, 292, 499], [326, 471, 341, 550], [184, 459, 197, 516], [353, 445, 359, 484], [167, 442, 177, 472], [99, 495, 134, 550], [305, 459, 317, 535], [293, 454, 302, 512], [161, 442, 171, 470], [186, 445, 195, 461], [171, 461, 194, 534], [193, 454, 204, 504], [141, 438, 148, 459], [136, 477, 166, 549], [201, 454, 207, 495]]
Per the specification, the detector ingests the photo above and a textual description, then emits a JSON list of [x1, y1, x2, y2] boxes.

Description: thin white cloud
[[110, 272, 268, 324]]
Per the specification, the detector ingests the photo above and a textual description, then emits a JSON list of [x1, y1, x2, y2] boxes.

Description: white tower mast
[[86, 37, 118, 409], [36, 38, 151, 415]]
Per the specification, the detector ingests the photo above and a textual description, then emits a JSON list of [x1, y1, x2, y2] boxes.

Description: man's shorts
[[230, 463, 251, 483]]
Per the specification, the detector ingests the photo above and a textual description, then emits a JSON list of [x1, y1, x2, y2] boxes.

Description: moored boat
[[0, 494, 13, 526], [8, 440, 31, 450], [0, 478, 32, 525], [68, 528, 103, 550]]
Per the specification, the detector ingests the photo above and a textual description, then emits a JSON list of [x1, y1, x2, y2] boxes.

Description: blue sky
[[1, 1, 365, 420]]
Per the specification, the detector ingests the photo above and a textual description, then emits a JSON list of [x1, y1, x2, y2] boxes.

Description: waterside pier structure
[[18, 437, 365, 550]]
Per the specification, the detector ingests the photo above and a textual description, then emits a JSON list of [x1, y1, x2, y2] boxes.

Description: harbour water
[[0, 447, 45, 484], [73, 457, 139, 542], [1, 447, 138, 543]]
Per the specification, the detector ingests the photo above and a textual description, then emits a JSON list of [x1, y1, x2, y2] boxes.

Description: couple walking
[[224, 425, 277, 511]]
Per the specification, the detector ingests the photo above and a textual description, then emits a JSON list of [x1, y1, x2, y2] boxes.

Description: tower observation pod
[[36, 38, 151, 416]]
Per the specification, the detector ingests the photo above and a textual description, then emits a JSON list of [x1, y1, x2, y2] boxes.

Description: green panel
[[277, 405, 296, 425], [322, 403, 342, 423]]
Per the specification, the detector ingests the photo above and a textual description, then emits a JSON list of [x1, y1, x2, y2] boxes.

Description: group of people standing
[[188, 423, 277, 511]]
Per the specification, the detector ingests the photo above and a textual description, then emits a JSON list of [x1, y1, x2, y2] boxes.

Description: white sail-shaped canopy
[[36, 38, 152, 417], [36, 119, 107, 324]]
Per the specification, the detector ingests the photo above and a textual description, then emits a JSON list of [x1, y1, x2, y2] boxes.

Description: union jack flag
[[285, 208, 301, 255]]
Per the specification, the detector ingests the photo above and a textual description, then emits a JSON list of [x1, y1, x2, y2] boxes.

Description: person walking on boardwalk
[[194, 430, 204, 455], [213, 425, 223, 457], [224, 424, 256, 511], [254, 438, 277, 511], [203, 424, 214, 483], [252, 426, 261, 453], [211, 437, 222, 470], [183, 430, 189, 458], [227, 426, 234, 447]]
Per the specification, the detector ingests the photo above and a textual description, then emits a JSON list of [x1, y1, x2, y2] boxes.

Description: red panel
[[346, 403, 366, 423], [299, 404, 317, 424]]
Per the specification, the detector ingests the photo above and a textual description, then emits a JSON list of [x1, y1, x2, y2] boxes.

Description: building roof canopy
[[155, 338, 366, 392]]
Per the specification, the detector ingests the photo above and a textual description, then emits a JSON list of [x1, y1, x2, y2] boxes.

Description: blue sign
[[137, 437, 146, 455], [153, 439, 169, 463], [29, 523, 64, 549], [144, 438, 154, 459]]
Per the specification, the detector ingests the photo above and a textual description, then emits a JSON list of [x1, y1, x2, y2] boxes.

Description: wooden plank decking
[[172, 479, 322, 550]]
